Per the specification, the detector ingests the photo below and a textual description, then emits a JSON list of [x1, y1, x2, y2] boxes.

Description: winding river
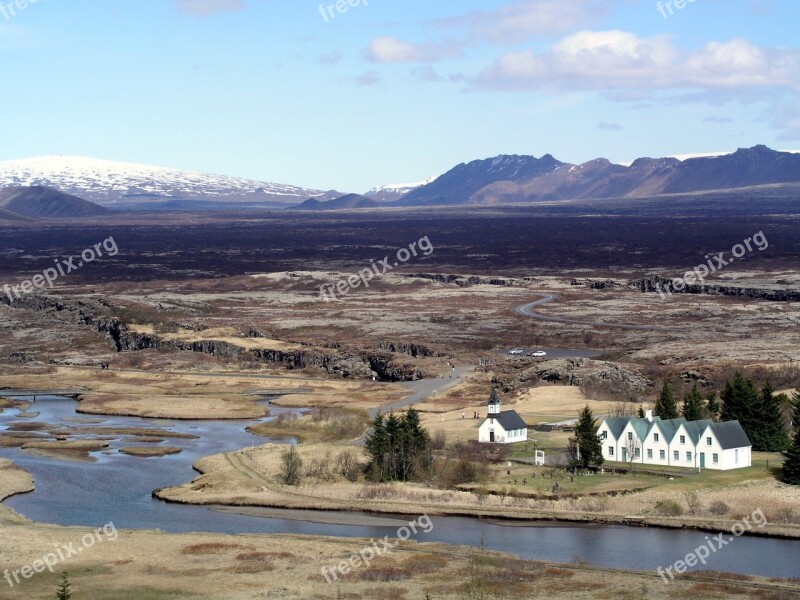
[[1, 396, 798, 579]]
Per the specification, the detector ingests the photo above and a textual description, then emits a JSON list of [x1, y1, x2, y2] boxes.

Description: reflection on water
[[1, 396, 799, 578]]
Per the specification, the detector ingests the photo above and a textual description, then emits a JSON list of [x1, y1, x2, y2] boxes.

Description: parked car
[[508, 349, 524, 355], [527, 350, 547, 357]]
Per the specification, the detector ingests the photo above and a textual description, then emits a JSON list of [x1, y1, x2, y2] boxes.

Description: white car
[[508, 349, 524, 355], [528, 350, 547, 357]]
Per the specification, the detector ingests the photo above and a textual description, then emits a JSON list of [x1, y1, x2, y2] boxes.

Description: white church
[[478, 389, 528, 444]]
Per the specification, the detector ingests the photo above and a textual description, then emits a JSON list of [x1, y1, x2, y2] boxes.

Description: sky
[[0, 0, 798, 192]]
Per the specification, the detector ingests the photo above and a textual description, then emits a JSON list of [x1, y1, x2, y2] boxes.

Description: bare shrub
[[304, 451, 334, 481], [707, 501, 730, 517], [447, 440, 510, 465], [432, 458, 482, 489], [336, 449, 363, 482], [654, 500, 684, 517], [280, 446, 303, 486], [581, 497, 609, 513], [430, 429, 447, 451], [683, 491, 701, 515]]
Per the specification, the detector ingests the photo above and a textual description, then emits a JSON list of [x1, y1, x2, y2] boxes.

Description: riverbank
[[155, 443, 800, 540], [1, 505, 798, 599]]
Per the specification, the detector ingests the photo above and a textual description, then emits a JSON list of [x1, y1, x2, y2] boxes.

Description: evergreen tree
[[682, 383, 705, 421], [364, 413, 387, 481], [399, 407, 431, 480], [56, 572, 71, 600], [365, 409, 432, 482], [752, 381, 790, 452], [720, 372, 758, 424], [637, 406, 645, 419], [571, 405, 604, 468], [783, 389, 800, 485], [383, 413, 402, 480], [706, 391, 721, 421], [721, 374, 789, 452], [654, 380, 679, 420]]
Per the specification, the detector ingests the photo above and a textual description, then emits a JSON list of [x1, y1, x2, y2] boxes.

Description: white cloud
[[366, 36, 462, 64], [475, 32, 800, 92], [175, 0, 244, 16]]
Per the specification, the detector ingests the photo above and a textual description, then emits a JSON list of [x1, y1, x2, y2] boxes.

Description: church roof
[[486, 410, 527, 431]]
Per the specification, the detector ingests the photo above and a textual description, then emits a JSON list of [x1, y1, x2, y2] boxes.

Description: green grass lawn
[[482, 450, 784, 497]]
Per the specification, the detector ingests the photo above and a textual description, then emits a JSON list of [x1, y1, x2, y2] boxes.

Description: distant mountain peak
[[398, 145, 800, 207], [0, 155, 339, 209]]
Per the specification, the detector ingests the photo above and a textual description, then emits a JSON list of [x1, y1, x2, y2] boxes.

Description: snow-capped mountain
[[365, 177, 435, 202], [0, 156, 340, 208]]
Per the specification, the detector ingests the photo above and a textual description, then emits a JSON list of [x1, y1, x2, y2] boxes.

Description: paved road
[[369, 366, 473, 418], [513, 293, 683, 332]]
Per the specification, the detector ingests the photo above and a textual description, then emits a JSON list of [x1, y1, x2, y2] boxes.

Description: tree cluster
[[365, 408, 432, 482], [721, 373, 789, 452]]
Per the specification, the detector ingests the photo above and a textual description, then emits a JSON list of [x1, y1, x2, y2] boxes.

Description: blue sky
[[0, 0, 798, 191]]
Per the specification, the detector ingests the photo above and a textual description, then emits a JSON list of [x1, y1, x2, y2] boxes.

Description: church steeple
[[488, 388, 501, 415]]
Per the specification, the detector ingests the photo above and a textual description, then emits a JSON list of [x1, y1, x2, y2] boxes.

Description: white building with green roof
[[597, 410, 751, 470]]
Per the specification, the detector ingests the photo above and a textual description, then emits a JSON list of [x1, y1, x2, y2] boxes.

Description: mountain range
[[396, 145, 800, 207], [0, 156, 340, 209], [1, 146, 798, 215]]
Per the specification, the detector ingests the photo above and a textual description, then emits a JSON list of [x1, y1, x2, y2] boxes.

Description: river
[[1, 395, 798, 579]]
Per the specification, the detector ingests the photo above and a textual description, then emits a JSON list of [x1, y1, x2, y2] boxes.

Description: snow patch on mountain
[[0, 156, 335, 207]]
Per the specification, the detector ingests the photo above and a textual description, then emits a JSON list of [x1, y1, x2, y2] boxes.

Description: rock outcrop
[[629, 276, 800, 302], [1, 294, 425, 382]]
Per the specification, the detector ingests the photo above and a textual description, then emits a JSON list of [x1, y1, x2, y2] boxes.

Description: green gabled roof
[[708, 420, 751, 450], [654, 418, 686, 443], [682, 419, 713, 445], [630, 418, 653, 442], [602, 417, 630, 440]]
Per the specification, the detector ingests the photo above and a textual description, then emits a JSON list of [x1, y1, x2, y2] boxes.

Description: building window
[[628, 432, 633, 441], [608, 446, 614, 456], [647, 449, 653, 459], [680, 435, 686, 444], [660, 450, 666, 460], [673, 451, 679, 461], [713, 454, 719, 464], [735, 449, 739, 464], [635, 448, 641, 458], [687, 451, 692, 462], [706, 437, 712, 446], [654, 433, 659, 442]]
